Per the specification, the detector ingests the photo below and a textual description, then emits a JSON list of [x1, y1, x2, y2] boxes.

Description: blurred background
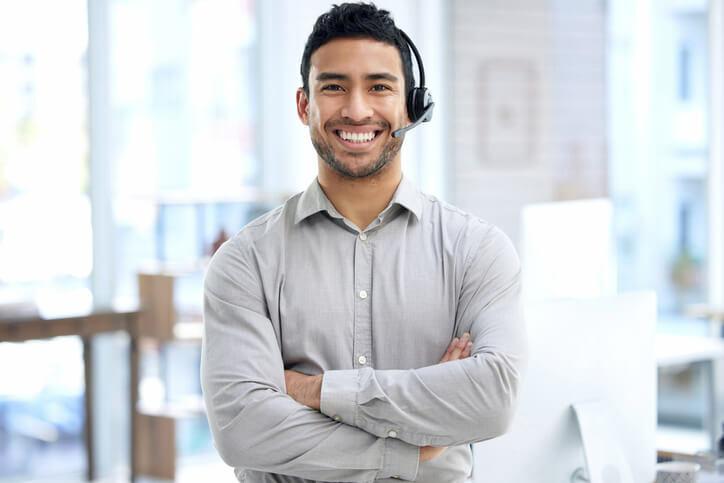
[[1, 0, 723, 481]]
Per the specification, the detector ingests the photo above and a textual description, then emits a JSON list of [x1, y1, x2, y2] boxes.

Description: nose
[[340, 89, 374, 121]]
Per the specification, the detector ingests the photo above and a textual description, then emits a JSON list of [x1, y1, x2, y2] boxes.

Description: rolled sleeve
[[320, 369, 359, 426]]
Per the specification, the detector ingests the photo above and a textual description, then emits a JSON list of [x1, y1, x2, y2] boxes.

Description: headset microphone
[[392, 29, 434, 139], [392, 101, 435, 138]]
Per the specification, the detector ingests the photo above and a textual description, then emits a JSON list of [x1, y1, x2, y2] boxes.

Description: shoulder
[[421, 192, 511, 246], [205, 193, 303, 279], [237, 192, 303, 244], [418, 191, 518, 271], [217, 190, 307, 255]]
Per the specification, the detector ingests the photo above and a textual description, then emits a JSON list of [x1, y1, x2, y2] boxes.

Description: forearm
[[284, 336, 474, 469], [203, 379, 419, 482], [203, 285, 420, 482], [319, 348, 525, 447], [317, 225, 528, 447]]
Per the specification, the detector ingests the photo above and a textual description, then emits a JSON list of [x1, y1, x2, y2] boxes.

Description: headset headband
[[397, 28, 425, 88]]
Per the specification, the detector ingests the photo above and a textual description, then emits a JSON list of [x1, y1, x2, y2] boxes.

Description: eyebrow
[[316, 72, 399, 82]]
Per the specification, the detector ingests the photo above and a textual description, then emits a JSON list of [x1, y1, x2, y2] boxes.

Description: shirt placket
[[353, 230, 373, 368]]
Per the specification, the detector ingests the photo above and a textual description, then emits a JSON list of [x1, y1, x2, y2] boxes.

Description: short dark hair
[[300, 2, 414, 101]]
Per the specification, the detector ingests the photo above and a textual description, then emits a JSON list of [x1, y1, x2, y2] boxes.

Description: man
[[201, 3, 527, 482]]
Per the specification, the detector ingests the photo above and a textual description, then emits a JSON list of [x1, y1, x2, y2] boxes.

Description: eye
[[371, 84, 391, 92], [321, 84, 344, 92]]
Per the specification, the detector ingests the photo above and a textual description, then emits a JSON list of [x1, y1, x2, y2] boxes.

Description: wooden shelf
[[132, 267, 206, 481]]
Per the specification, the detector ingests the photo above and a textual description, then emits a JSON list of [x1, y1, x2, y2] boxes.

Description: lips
[[331, 127, 386, 150]]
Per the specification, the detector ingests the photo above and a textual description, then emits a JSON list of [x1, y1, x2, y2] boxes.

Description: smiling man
[[304, 37, 403, 176], [201, 3, 527, 483]]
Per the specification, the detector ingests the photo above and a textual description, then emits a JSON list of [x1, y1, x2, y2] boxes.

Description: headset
[[391, 29, 435, 138]]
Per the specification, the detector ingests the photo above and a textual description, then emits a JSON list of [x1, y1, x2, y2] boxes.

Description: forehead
[[309, 37, 403, 81]]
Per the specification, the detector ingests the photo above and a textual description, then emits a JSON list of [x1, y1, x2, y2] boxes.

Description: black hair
[[300, 2, 414, 102]]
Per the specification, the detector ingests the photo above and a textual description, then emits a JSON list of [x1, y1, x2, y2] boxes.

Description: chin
[[335, 158, 390, 179]]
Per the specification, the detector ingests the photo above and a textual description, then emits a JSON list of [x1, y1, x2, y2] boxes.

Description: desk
[[656, 333, 724, 456], [0, 305, 139, 481]]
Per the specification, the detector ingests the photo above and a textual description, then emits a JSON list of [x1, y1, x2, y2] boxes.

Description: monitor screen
[[472, 292, 657, 483]]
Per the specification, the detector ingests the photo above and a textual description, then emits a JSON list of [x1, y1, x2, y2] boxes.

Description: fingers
[[461, 340, 472, 358], [449, 332, 470, 360], [440, 337, 458, 363], [440, 333, 472, 363]]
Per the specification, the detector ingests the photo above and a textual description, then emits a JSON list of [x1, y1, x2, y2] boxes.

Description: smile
[[334, 129, 384, 147]]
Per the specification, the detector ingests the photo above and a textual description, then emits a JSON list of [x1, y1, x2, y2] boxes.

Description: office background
[[1, 0, 722, 481]]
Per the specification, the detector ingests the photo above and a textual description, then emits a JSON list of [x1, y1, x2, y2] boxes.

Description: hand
[[284, 370, 323, 410], [419, 332, 473, 463], [439, 332, 473, 363], [420, 445, 448, 462]]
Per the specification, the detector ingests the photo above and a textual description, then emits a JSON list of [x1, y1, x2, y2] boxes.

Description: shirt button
[[333, 415, 341, 422], [359, 290, 368, 299], [358, 355, 367, 365], [387, 430, 398, 438], [359, 232, 367, 241]]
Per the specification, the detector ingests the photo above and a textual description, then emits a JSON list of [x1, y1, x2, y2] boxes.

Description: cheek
[[307, 110, 327, 133], [309, 99, 335, 125], [381, 98, 407, 124], [398, 100, 409, 122]]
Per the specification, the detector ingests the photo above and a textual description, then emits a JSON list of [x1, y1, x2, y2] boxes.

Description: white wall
[[450, 0, 608, 246]]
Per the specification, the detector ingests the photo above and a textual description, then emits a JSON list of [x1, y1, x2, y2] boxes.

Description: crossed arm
[[283, 334, 473, 411], [284, 334, 475, 463], [201, 229, 526, 482]]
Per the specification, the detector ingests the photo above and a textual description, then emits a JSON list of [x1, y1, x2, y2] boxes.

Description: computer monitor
[[520, 198, 617, 302], [473, 292, 657, 483]]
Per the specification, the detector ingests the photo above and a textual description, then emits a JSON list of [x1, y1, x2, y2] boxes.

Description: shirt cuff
[[320, 369, 359, 426], [378, 437, 419, 481]]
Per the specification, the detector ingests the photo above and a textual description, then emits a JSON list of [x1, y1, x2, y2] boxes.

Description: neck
[[317, 158, 402, 231]]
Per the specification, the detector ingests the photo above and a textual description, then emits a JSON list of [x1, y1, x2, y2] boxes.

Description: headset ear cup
[[417, 88, 429, 119], [421, 89, 433, 122], [408, 87, 428, 123], [407, 89, 418, 123]]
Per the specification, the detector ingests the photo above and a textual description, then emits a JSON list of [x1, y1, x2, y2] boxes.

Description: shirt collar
[[294, 178, 342, 224], [294, 175, 422, 225]]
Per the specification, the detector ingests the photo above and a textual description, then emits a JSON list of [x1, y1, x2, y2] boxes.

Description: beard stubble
[[310, 125, 403, 179]]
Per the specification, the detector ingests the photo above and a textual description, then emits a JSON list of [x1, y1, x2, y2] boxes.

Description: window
[[0, 0, 91, 301], [108, 0, 260, 303], [1, 0, 260, 478], [0, 1, 90, 479], [609, 0, 714, 455]]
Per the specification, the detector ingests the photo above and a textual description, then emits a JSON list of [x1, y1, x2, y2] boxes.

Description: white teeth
[[338, 130, 376, 143]]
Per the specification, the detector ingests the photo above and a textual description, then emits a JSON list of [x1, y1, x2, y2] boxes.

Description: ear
[[296, 88, 309, 125]]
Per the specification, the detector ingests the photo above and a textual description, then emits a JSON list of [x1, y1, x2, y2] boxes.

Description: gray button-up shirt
[[201, 175, 527, 483]]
